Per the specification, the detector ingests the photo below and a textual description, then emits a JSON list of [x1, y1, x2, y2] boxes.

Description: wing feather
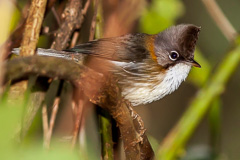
[[65, 33, 150, 63]]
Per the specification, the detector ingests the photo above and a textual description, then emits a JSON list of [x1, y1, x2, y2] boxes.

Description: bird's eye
[[169, 51, 179, 61]]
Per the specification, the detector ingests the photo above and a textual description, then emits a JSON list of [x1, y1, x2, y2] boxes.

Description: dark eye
[[169, 51, 179, 61]]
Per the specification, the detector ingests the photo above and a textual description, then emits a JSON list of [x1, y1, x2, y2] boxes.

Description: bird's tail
[[12, 48, 84, 62]]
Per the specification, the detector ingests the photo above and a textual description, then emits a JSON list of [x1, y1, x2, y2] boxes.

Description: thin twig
[[70, 32, 80, 48], [70, 0, 91, 47], [89, 0, 99, 41], [71, 98, 84, 148], [47, 0, 58, 11], [51, 7, 61, 26], [42, 104, 49, 148], [79, 105, 89, 150], [71, 101, 78, 148], [45, 98, 60, 148], [82, 0, 91, 15], [201, 0, 237, 41]]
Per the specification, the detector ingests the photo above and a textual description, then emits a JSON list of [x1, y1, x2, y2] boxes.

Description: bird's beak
[[186, 59, 201, 68]]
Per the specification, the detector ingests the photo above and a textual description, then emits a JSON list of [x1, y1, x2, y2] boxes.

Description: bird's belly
[[121, 80, 173, 106]]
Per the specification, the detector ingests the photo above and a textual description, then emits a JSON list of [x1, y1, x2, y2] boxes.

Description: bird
[[12, 24, 201, 106]]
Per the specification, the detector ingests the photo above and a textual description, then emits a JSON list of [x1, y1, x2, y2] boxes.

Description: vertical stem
[[20, 0, 48, 56], [95, 0, 103, 40], [94, 1, 114, 159], [99, 109, 114, 160], [46, 98, 60, 148], [89, 0, 99, 41], [42, 105, 49, 148], [71, 99, 84, 148]]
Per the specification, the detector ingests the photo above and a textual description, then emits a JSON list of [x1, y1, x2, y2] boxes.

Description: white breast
[[122, 63, 191, 106]]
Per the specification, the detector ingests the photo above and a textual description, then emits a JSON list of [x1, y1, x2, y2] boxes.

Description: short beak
[[186, 59, 201, 68]]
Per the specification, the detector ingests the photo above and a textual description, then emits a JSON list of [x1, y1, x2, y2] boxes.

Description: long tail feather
[[12, 48, 84, 62]]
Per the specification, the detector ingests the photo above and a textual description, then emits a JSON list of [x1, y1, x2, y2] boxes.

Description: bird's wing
[[65, 33, 150, 63]]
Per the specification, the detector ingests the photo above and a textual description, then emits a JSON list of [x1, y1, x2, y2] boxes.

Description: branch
[[89, 0, 99, 41], [20, 0, 48, 56], [45, 98, 60, 149], [42, 104, 49, 148], [157, 40, 240, 159], [71, 91, 85, 148], [51, 0, 83, 50], [201, 0, 237, 41], [4, 56, 84, 84], [72, 59, 154, 159], [70, 0, 91, 48], [3, 55, 154, 159]]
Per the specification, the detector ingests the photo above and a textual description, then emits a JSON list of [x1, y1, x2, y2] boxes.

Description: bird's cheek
[[157, 56, 169, 67]]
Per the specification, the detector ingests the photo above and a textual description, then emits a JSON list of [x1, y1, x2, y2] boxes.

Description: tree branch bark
[[51, 0, 83, 50], [20, 0, 48, 56]]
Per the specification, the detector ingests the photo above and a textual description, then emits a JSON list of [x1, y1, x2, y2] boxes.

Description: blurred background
[[0, 0, 240, 159], [137, 0, 240, 159]]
